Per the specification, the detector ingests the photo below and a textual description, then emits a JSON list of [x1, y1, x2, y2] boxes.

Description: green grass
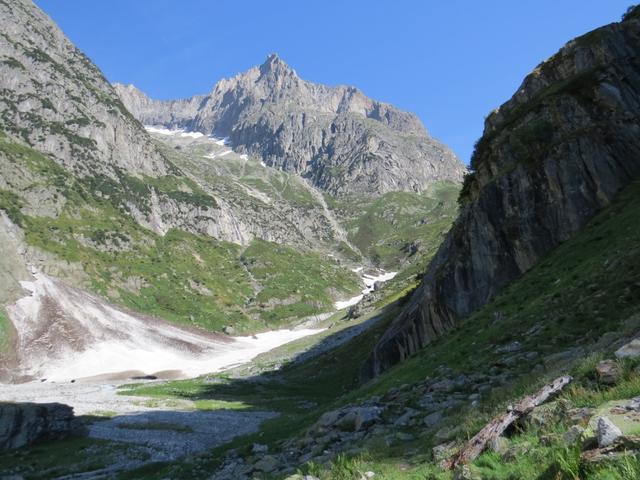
[[242, 239, 361, 324], [328, 182, 459, 270], [0, 308, 12, 353], [8, 179, 640, 479], [0, 436, 140, 479], [0, 133, 366, 332]]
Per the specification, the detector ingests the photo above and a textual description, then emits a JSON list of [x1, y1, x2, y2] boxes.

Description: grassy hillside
[[327, 182, 459, 269], [0, 132, 361, 333], [105, 179, 639, 479]]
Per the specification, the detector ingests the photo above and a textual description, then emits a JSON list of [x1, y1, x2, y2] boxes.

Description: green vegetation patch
[[242, 239, 361, 324]]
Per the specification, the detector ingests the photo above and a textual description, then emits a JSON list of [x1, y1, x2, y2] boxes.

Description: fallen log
[[442, 375, 573, 470]]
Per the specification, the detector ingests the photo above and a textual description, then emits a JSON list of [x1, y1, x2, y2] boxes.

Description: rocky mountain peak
[[258, 53, 296, 78], [116, 55, 464, 196]]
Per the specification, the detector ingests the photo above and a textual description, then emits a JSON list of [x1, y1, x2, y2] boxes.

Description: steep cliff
[[363, 9, 640, 378], [114, 55, 465, 196], [0, 0, 168, 178]]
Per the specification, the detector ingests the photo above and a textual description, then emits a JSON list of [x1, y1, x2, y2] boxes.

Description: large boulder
[[615, 339, 640, 359], [596, 416, 622, 447], [0, 402, 83, 451]]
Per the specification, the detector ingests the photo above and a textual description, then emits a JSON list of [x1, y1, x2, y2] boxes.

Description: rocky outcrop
[[363, 10, 640, 378], [0, 0, 169, 178], [0, 402, 82, 450], [115, 54, 465, 196]]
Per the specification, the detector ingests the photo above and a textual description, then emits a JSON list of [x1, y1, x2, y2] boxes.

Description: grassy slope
[[0, 308, 12, 353], [112, 179, 639, 479], [327, 182, 459, 270], [242, 239, 361, 324], [0, 133, 360, 333]]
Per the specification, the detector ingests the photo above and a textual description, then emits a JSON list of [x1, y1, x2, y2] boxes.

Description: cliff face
[[115, 55, 465, 196], [363, 11, 640, 378], [0, 0, 168, 178]]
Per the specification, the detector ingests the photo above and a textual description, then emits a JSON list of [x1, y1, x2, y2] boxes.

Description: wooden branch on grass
[[442, 375, 573, 470]]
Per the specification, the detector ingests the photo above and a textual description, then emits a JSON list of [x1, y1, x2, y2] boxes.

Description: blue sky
[[36, 1, 632, 164]]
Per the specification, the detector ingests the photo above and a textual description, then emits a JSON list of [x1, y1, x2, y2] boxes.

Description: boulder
[[253, 455, 279, 473], [488, 436, 509, 454], [596, 360, 620, 385], [423, 410, 444, 428], [563, 425, 585, 445], [0, 402, 82, 451], [615, 339, 640, 359], [597, 416, 622, 447], [335, 407, 381, 432], [432, 441, 457, 462]]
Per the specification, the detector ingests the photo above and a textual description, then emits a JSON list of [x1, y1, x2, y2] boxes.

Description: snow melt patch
[[144, 125, 204, 138], [214, 137, 230, 146], [203, 150, 233, 159], [7, 273, 322, 382], [334, 270, 398, 310]]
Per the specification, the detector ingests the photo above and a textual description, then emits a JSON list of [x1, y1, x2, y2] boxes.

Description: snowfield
[[334, 269, 398, 310], [144, 125, 204, 138], [5, 273, 322, 382]]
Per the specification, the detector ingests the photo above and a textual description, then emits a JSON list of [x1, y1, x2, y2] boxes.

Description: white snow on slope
[[334, 270, 397, 310], [144, 125, 204, 138], [6, 273, 322, 382], [203, 150, 233, 160]]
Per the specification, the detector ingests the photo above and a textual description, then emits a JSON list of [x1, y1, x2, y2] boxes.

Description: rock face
[[0, 0, 168, 178], [363, 11, 640, 378], [0, 402, 81, 450], [114, 55, 465, 196]]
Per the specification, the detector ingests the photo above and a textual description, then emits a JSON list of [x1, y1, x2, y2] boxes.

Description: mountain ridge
[[114, 54, 465, 196]]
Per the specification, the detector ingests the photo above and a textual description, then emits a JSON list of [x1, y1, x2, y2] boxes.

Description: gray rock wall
[[0, 402, 82, 450], [363, 12, 640, 378]]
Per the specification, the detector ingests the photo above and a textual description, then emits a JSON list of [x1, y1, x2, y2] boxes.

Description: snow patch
[[6, 273, 322, 382], [203, 150, 232, 159], [334, 270, 398, 310], [213, 137, 230, 146], [144, 125, 204, 138]]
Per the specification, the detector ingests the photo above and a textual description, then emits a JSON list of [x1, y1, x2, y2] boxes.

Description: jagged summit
[[258, 53, 296, 77], [115, 56, 464, 196]]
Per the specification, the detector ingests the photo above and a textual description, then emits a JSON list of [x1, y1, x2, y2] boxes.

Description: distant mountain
[[115, 55, 465, 195], [363, 8, 640, 378]]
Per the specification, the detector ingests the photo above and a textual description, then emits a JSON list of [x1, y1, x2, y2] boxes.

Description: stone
[[563, 425, 585, 445], [432, 441, 457, 462], [0, 402, 82, 451], [395, 432, 415, 442], [596, 360, 620, 385], [223, 325, 236, 335], [423, 410, 444, 428], [625, 397, 640, 411], [453, 464, 481, 480], [394, 408, 419, 427], [430, 379, 456, 393], [501, 442, 531, 462], [567, 407, 594, 426], [335, 407, 381, 432], [252, 443, 268, 454], [488, 436, 509, 454], [615, 339, 640, 359], [253, 455, 279, 473], [597, 416, 623, 447]]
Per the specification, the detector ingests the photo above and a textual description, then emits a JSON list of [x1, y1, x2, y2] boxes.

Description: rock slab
[[0, 402, 81, 451]]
